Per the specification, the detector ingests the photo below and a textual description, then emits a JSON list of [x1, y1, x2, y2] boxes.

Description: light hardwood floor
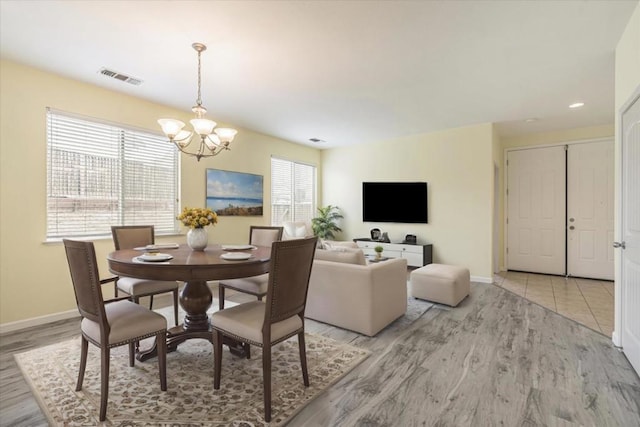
[[1, 280, 638, 426]]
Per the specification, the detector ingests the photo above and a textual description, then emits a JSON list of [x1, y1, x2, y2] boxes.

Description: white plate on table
[[221, 244, 257, 251], [220, 252, 252, 261], [136, 253, 173, 262]]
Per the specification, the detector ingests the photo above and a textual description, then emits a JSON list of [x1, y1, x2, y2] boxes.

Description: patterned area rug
[[15, 333, 369, 426]]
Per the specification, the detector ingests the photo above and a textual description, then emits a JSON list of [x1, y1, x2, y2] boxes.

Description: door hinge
[[506, 247, 509, 254], [613, 241, 626, 249]]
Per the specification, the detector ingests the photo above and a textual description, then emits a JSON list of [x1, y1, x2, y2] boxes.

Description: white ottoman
[[409, 264, 470, 307]]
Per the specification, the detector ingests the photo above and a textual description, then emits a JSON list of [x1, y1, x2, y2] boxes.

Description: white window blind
[[271, 157, 316, 225], [46, 109, 179, 239]]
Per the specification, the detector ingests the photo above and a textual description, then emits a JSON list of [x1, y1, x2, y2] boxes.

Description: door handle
[[613, 241, 626, 249]]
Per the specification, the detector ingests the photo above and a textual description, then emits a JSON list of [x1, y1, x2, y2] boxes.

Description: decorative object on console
[[403, 234, 417, 244], [157, 43, 238, 162], [177, 207, 217, 251], [374, 245, 384, 260], [206, 169, 263, 216], [311, 205, 343, 240], [380, 232, 391, 243], [370, 228, 381, 240]]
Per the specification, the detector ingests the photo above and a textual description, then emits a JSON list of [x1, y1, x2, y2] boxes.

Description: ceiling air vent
[[98, 68, 143, 86]]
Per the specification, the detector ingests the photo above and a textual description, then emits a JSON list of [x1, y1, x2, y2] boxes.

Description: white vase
[[187, 227, 208, 251]]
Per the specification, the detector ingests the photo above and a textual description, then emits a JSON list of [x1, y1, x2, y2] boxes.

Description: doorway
[[618, 89, 640, 375], [506, 140, 614, 279]]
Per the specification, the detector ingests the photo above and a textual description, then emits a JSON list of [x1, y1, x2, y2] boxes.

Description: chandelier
[[158, 43, 237, 161]]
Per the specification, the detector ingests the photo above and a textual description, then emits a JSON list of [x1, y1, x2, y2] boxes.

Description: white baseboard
[[612, 330, 621, 347], [472, 275, 494, 284], [0, 309, 79, 335]]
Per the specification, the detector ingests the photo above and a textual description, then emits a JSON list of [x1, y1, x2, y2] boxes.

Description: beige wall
[[613, 2, 640, 345], [321, 123, 496, 279], [0, 60, 320, 325], [615, 3, 640, 111]]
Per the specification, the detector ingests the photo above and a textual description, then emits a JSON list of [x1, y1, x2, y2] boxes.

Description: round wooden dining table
[[107, 244, 271, 361]]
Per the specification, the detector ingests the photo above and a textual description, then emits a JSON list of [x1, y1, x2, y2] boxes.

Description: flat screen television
[[362, 182, 428, 223]]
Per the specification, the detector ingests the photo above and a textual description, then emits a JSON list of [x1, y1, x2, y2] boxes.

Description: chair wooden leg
[[263, 345, 272, 422], [128, 342, 135, 367], [157, 331, 167, 391], [246, 344, 251, 359], [133, 297, 141, 353], [298, 331, 309, 386], [218, 285, 225, 310], [99, 346, 110, 422], [114, 282, 118, 298], [76, 336, 89, 391], [172, 289, 179, 326], [213, 330, 223, 389], [149, 294, 154, 310]]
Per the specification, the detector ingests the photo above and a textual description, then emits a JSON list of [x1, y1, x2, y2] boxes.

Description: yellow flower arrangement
[[177, 207, 218, 229]]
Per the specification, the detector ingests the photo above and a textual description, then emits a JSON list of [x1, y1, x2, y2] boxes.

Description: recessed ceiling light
[[309, 138, 325, 144], [524, 118, 539, 123], [569, 102, 585, 109]]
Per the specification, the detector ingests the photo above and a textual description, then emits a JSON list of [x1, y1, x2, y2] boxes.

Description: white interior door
[[507, 146, 566, 275], [567, 141, 614, 280], [620, 93, 640, 375]]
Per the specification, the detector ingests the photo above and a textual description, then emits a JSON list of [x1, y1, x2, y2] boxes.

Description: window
[[271, 157, 316, 225], [46, 109, 179, 239]]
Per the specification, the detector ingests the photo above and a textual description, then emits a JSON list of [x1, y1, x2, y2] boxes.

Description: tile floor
[[493, 271, 614, 337]]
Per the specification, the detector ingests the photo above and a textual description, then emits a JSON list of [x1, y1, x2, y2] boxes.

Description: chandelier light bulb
[[190, 118, 217, 136], [214, 128, 238, 143], [157, 119, 185, 138]]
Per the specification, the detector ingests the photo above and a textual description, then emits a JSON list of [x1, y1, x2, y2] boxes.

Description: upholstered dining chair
[[111, 225, 179, 326], [63, 239, 167, 422], [211, 236, 317, 422], [217, 226, 284, 310]]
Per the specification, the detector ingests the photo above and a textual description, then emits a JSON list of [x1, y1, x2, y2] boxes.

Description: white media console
[[354, 239, 433, 267]]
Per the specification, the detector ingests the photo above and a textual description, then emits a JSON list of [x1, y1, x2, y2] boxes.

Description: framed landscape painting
[[206, 169, 263, 216]]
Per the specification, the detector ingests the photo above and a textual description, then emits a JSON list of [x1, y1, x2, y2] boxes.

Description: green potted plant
[[311, 205, 344, 240], [374, 245, 384, 260]]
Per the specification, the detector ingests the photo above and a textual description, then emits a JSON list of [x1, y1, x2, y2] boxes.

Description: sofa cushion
[[282, 221, 312, 240], [322, 240, 359, 250], [314, 248, 366, 265]]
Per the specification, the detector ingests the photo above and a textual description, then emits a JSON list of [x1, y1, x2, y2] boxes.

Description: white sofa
[[305, 247, 408, 336]]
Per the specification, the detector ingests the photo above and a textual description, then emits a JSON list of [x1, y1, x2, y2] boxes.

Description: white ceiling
[[0, 0, 637, 149]]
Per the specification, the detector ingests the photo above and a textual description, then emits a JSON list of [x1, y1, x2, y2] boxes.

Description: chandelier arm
[[171, 133, 194, 150]]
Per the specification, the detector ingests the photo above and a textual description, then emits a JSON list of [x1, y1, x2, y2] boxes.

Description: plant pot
[[187, 227, 208, 251]]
